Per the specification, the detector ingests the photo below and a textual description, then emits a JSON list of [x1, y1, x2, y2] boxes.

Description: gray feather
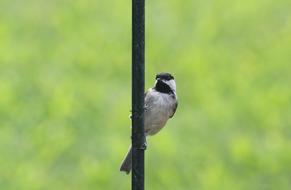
[[120, 146, 132, 174]]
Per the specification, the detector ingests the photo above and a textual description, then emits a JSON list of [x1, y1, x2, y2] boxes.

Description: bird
[[120, 72, 178, 174]]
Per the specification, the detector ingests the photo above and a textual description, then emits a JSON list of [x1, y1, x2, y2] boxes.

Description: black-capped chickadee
[[120, 72, 178, 174]]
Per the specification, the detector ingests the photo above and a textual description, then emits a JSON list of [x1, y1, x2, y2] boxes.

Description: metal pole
[[132, 0, 145, 189]]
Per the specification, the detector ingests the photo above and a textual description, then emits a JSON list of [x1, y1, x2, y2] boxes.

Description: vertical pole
[[132, 0, 145, 189]]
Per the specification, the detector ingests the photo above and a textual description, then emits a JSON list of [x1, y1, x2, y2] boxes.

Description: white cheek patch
[[166, 79, 176, 91]]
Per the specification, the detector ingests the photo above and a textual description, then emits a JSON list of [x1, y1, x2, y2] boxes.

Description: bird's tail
[[120, 146, 132, 174]]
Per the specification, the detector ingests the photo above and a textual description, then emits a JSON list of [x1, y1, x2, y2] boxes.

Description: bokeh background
[[0, 0, 291, 189]]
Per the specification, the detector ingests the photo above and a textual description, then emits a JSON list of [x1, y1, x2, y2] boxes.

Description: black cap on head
[[155, 72, 174, 81]]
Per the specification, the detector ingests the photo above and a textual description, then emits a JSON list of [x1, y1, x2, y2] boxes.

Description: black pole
[[132, 0, 145, 189]]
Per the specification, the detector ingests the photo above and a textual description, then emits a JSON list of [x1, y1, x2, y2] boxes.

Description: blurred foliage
[[0, 0, 291, 189]]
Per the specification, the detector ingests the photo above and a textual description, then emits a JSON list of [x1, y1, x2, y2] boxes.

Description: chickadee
[[120, 72, 178, 174]]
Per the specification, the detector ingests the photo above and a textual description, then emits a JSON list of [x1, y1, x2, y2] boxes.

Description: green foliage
[[0, 0, 290, 189]]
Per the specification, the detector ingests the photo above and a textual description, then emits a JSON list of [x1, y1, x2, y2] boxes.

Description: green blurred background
[[0, 0, 291, 189]]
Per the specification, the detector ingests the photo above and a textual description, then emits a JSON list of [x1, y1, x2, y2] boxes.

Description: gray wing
[[144, 90, 151, 111], [169, 100, 178, 118], [130, 91, 149, 119]]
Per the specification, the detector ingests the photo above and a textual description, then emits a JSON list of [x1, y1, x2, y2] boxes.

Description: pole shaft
[[132, 0, 145, 189]]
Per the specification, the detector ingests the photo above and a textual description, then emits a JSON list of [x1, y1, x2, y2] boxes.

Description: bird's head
[[154, 72, 176, 93]]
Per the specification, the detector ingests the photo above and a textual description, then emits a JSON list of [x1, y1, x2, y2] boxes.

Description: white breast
[[144, 89, 176, 136]]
